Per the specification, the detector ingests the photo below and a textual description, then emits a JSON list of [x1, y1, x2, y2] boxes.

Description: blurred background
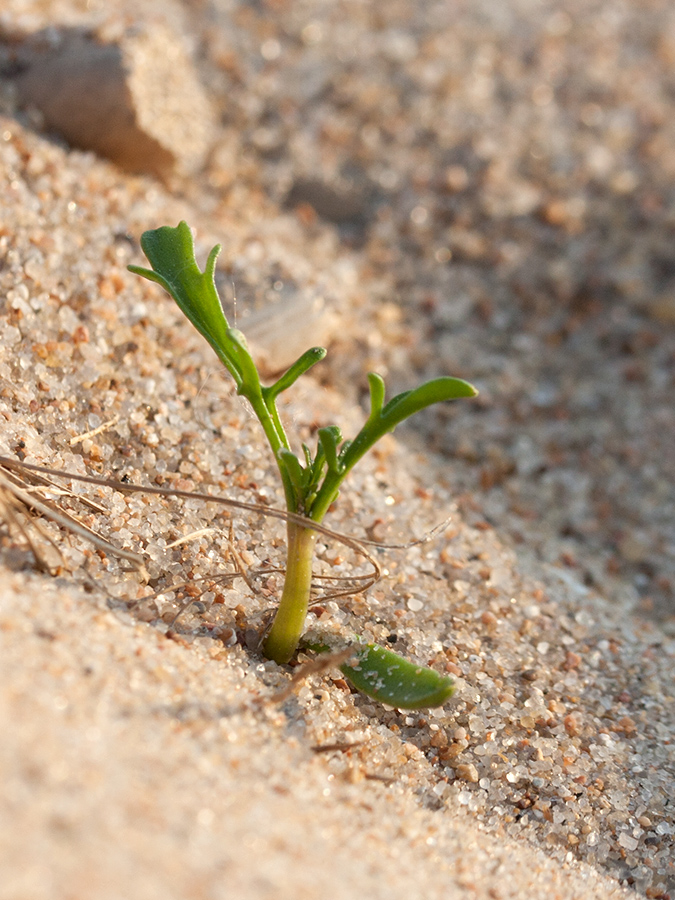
[[3, 0, 674, 625]]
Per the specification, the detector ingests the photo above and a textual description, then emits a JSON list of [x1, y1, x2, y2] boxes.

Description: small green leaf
[[341, 643, 454, 709], [310, 375, 477, 523], [307, 443, 326, 481], [128, 222, 305, 514], [366, 372, 386, 424], [265, 347, 327, 401], [380, 377, 476, 429], [318, 426, 343, 475], [304, 636, 454, 709], [278, 448, 307, 497], [130, 222, 229, 355], [349, 377, 476, 463]]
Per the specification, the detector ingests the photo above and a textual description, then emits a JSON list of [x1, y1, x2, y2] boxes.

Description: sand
[[0, 1, 673, 898]]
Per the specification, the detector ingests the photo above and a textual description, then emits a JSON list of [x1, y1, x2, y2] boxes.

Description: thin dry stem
[[0, 456, 450, 633], [265, 647, 354, 704]]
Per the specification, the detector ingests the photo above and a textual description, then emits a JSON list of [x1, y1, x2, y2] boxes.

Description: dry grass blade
[[0, 456, 450, 623], [1, 456, 109, 515], [311, 740, 365, 753], [266, 647, 354, 704], [69, 415, 120, 446], [164, 528, 220, 550], [0, 455, 381, 591], [0, 464, 146, 573], [0, 475, 62, 572], [226, 519, 256, 592]]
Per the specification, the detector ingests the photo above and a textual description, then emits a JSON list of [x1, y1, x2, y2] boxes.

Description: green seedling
[[129, 221, 477, 708]]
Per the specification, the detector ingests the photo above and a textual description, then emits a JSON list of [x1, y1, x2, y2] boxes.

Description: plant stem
[[263, 520, 318, 664]]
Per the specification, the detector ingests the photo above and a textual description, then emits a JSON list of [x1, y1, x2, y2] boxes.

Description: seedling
[[129, 221, 477, 708]]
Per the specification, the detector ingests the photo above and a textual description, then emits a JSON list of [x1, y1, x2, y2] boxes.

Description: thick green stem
[[263, 521, 318, 664]]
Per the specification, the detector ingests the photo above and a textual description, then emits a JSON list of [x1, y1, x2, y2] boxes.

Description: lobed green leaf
[[129, 222, 300, 506], [129, 223, 228, 355], [309, 375, 477, 522]]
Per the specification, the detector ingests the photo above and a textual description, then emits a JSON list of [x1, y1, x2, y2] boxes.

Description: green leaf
[[304, 635, 454, 709], [129, 223, 296, 504], [365, 372, 386, 424], [344, 376, 476, 468], [264, 347, 327, 401], [338, 642, 454, 709], [317, 426, 343, 475], [129, 222, 230, 359], [309, 375, 477, 523], [278, 448, 307, 498], [379, 377, 477, 433], [302, 443, 313, 469], [340, 643, 454, 709]]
